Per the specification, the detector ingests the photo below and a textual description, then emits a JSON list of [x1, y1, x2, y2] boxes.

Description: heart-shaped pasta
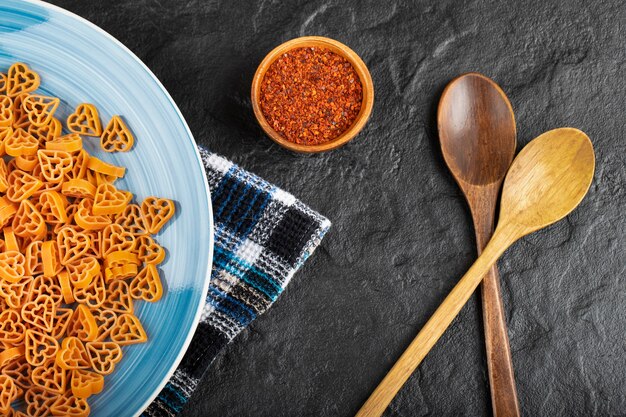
[[100, 280, 133, 314], [28, 277, 62, 311], [56, 336, 91, 370], [86, 156, 125, 177], [67, 103, 102, 137], [74, 198, 111, 231], [31, 162, 63, 197], [104, 250, 139, 269], [6, 170, 43, 202], [141, 196, 175, 234], [22, 95, 60, 127], [100, 115, 133, 152], [21, 294, 56, 333], [41, 240, 62, 277], [57, 271, 74, 305], [91, 308, 117, 342], [24, 329, 59, 366], [2, 356, 32, 390], [62, 179, 97, 200], [3, 227, 20, 252], [45, 133, 82, 153], [86, 341, 122, 375], [5, 128, 39, 157], [15, 154, 39, 171], [11, 94, 30, 130], [104, 263, 138, 282], [0, 95, 13, 128], [71, 369, 104, 399], [0, 346, 24, 369], [130, 264, 163, 302], [66, 305, 98, 342], [93, 183, 132, 216], [28, 116, 62, 144], [6, 63, 40, 97], [31, 358, 66, 394], [24, 386, 58, 417], [72, 273, 106, 310], [66, 149, 89, 180], [0, 308, 25, 344], [0, 276, 33, 309], [0, 159, 10, 194], [56, 227, 90, 265], [0, 374, 19, 414], [50, 307, 73, 340], [66, 256, 100, 289], [12, 199, 46, 239], [50, 393, 90, 417], [37, 190, 68, 225], [114, 203, 147, 236], [101, 224, 136, 256], [0, 250, 25, 283], [136, 235, 166, 265], [109, 313, 146, 345], [37, 149, 73, 183]]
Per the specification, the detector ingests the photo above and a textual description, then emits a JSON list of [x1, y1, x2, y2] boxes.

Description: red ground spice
[[259, 46, 363, 146]]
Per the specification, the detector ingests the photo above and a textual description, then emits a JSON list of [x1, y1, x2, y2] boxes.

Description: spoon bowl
[[500, 127, 595, 234], [438, 73, 516, 186]]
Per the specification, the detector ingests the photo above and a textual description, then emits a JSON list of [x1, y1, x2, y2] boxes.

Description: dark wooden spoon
[[437, 73, 520, 417]]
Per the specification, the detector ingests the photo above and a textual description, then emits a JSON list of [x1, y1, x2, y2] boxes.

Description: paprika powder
[[259, 47, 363, 146]]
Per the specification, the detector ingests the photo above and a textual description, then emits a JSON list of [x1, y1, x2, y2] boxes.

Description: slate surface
[[48, 0, 625, 415]]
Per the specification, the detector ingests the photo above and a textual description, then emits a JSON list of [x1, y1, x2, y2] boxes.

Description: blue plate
[[0, 1, 213, 415]]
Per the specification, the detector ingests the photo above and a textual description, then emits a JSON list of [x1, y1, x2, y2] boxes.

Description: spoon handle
[[473, 208, 521, 417], [355, 227, 514, 417], [481, 265, 521, 417]]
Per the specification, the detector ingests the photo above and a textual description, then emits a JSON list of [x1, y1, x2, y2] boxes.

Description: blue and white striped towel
[[143, 147, 331, 416]]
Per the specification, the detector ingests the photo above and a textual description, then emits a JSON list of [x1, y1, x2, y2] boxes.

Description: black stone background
[[48, 0, 626, 416]]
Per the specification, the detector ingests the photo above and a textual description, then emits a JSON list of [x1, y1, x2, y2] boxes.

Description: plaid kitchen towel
[[143, 147, 331, 417]]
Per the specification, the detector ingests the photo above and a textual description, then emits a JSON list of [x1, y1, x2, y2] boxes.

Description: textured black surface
[[49, 0, 625, 415]]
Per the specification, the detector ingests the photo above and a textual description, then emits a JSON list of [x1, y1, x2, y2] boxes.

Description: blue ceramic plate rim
[[10, 1, 214, 415]]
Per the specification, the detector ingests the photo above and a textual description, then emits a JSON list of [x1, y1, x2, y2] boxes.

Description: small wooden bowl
[[251, 36, 374, 153]]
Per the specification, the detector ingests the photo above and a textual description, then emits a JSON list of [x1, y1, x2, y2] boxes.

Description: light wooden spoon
[[438, 72, 520, 417], [356, 127, 595, 417]]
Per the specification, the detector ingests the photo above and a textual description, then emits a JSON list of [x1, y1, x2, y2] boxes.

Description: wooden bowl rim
[[251, 36, 374, 153]]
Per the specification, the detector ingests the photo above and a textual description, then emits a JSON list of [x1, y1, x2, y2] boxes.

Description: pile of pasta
[[0, 63, 175, 417]]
